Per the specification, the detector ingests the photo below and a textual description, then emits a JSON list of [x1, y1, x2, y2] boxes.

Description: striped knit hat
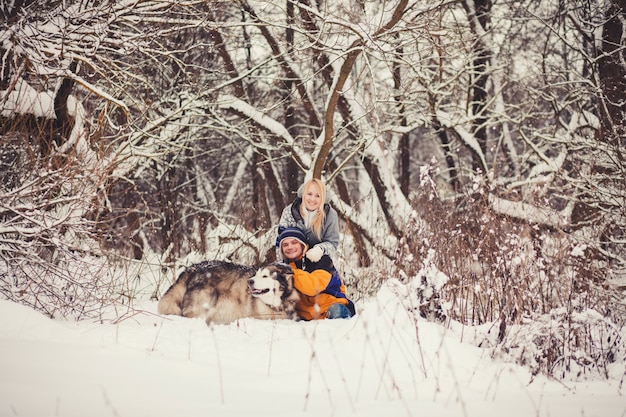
[[276, 227, 308, 249]]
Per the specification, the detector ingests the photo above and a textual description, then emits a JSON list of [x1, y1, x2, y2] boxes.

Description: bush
[[392, 184, 625, 379], [0, 135, 130, 319]]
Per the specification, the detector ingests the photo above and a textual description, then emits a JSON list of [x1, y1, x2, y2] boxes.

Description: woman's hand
[[305, 245, 324, 262]]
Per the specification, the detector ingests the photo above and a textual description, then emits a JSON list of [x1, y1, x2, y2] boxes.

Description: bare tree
[[0, 0, 235, 314], [1, 0, 624, 345]]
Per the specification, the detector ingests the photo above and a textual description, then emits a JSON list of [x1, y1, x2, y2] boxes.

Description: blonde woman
[[277, 178, 339, 262]]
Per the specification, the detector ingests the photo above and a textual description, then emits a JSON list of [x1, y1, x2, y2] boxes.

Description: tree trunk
[[598, 0, 626, 145], [463, 0, 492, 174]]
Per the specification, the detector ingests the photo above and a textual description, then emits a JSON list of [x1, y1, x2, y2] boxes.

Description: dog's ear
[[271, 263, 298, 301], [271, 262, 294, 277]]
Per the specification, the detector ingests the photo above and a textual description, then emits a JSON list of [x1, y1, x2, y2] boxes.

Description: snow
[[1, 281, 623, 417], [0, 79, 55, 119]]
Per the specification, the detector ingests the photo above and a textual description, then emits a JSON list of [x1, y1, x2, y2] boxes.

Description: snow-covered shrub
[[392, 245, 450, 322], [392, 176, 625, 380], [0, 138, 129, 319], [490, 308, 625, 380], [394, 189, 536, 324]]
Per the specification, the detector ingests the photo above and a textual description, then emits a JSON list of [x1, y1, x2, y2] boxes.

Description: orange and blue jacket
[[288, 255, 354, 320]]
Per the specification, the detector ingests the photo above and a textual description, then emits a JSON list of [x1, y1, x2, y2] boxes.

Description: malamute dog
[[157, 260, 300, 325]]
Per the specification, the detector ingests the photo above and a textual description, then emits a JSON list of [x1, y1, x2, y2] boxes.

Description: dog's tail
[[157, 272, 189, 316]]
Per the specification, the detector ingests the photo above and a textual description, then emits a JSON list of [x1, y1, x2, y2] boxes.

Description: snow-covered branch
[[488, 194, 574, 229], [217, 94, 311, 170]]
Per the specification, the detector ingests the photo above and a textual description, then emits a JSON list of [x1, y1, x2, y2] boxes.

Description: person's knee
[[326, 303, 353, 319]]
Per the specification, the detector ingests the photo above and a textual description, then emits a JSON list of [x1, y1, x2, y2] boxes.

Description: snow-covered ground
[[1, 282, 623, 417]]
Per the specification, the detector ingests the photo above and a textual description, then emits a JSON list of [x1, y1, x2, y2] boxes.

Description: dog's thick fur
[[157, 260, 300, 325]]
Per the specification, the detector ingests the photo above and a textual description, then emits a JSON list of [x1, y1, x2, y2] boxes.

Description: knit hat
[[276, 227, 308, 249]]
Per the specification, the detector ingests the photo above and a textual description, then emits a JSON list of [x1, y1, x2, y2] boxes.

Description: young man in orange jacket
[[276, 227, 355, 320]]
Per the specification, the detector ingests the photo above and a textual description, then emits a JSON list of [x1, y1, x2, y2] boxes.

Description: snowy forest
[[1, 0, 625, 381]]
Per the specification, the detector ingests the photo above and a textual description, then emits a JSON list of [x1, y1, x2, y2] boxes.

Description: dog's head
[[247, 263, 296, 308]]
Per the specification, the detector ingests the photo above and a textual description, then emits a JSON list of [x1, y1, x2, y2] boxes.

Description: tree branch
[[313, 0, 409, 179]]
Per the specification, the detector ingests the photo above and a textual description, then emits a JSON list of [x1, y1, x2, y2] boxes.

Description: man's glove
[[305, 245, 324, 262]]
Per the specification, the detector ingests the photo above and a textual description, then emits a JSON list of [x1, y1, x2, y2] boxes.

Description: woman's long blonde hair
[[299, 178, 326, 240]]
